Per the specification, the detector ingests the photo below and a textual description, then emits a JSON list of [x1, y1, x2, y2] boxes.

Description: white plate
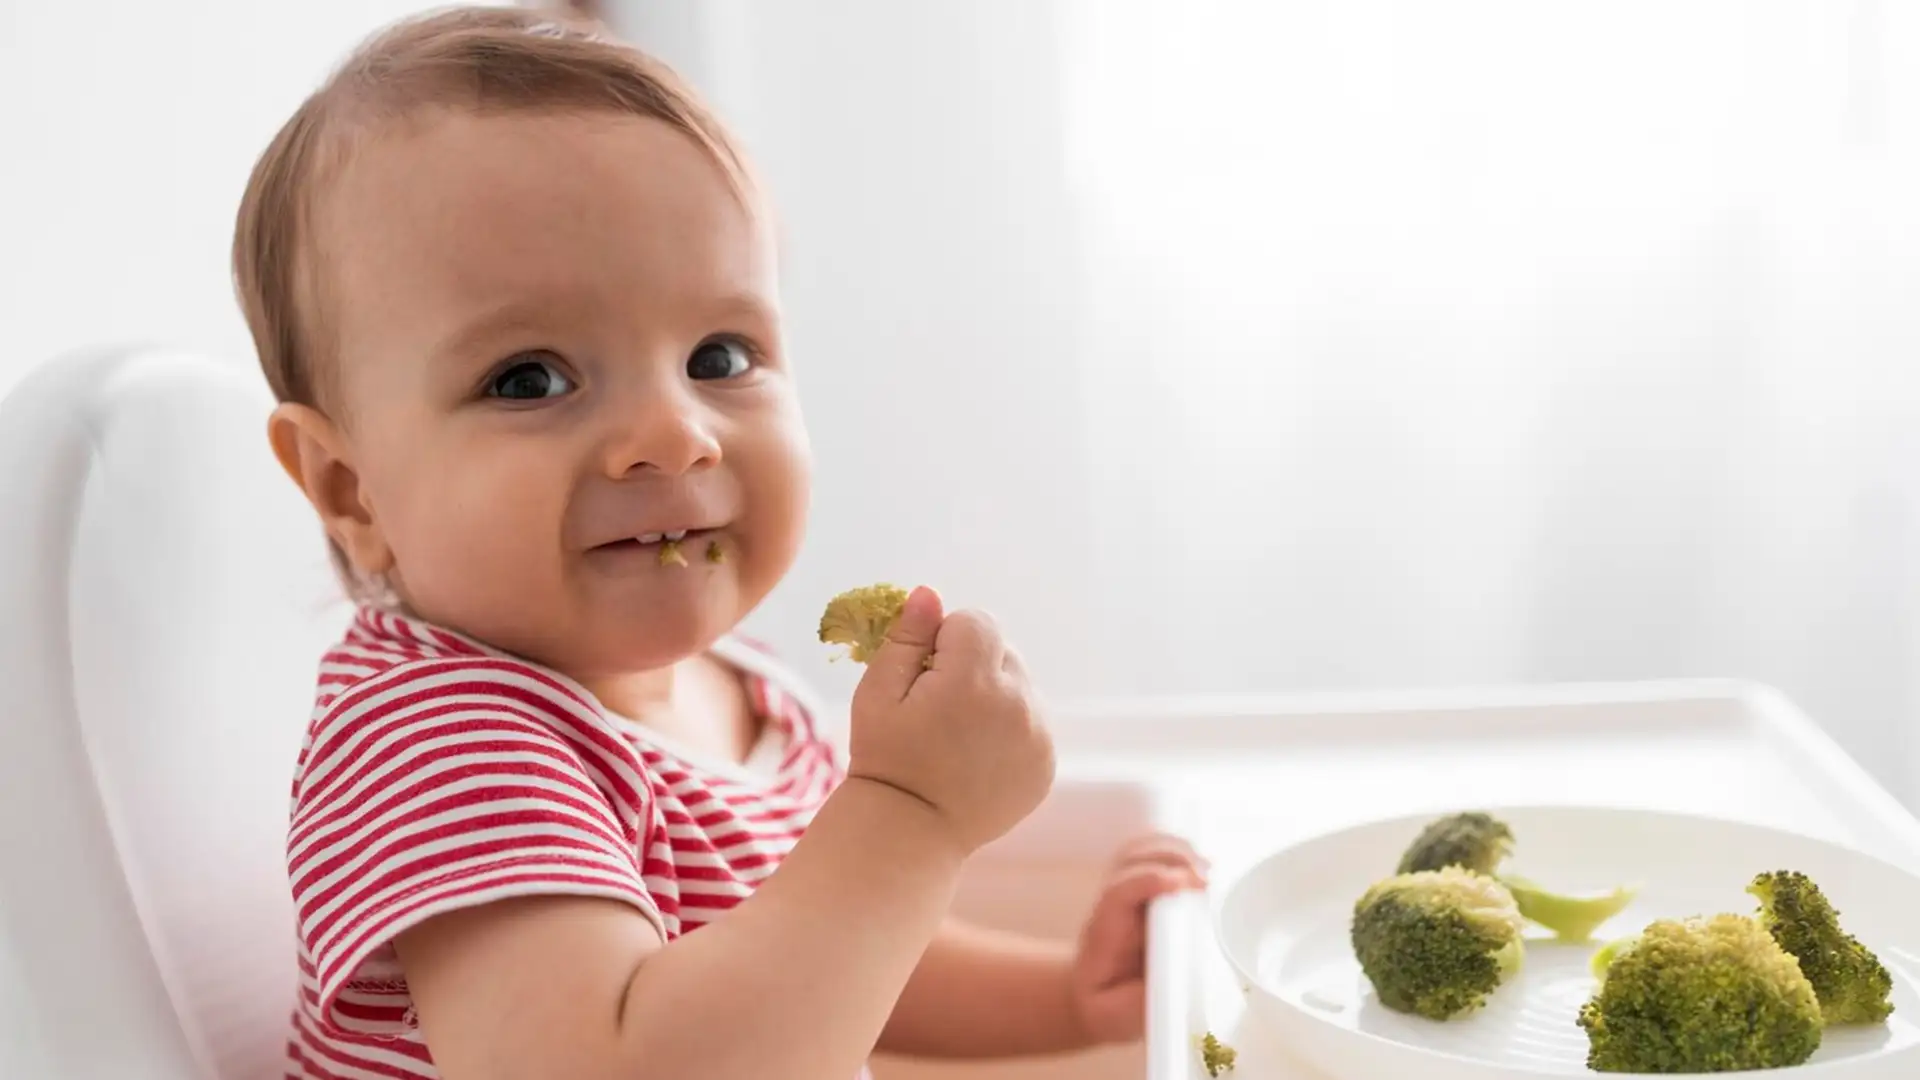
[[1215, 806, 1920, 1079]]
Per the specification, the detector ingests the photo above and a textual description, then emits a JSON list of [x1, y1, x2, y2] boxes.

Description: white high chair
[[0, 348, 349, 1080]]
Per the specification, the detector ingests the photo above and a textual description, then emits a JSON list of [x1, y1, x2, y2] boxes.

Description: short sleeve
[[286, 658, 663, 1036]]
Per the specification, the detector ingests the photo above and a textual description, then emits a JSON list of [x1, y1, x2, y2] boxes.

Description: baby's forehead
[[324, 108, 767, 269], [311, 109, 777, 368]]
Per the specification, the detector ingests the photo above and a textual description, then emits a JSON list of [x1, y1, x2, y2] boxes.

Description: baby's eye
[[488, 354, 574, 400], [687, 338, 753, 381]]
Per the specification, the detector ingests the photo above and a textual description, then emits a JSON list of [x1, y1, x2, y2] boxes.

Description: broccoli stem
[[1589, 935, 1635, 981], [1500, 874, 1637, 943]]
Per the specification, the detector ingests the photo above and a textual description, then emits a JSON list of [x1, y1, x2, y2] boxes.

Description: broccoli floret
[[1397, 811, 1514, 876], [1748, 870, 1893, 1026], [1397, 811, 1637, 942], [1578, 914, 1823, 1073], [1196, 1031, 1236, 1076], [704, 539, 726, 564], [1351, 866, 1526, 1020], [817, 584, 910, 663]]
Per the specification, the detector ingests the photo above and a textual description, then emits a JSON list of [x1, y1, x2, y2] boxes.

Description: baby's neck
[[585, 665, 681, 727], [586, 655, 766, 767]]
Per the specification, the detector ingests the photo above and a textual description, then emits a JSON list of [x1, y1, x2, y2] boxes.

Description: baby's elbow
[[394, 896, 668, 1080]]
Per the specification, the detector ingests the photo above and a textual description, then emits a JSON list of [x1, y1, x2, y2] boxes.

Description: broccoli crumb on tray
[[1195, 1031, 1236, 1076], [817, 584, 910, 663], [1343, 809, 1898, 1075]]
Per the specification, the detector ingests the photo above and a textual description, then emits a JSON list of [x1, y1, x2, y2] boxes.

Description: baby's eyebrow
[[429, 301, 556, 366], [699, 290, 780, 328]]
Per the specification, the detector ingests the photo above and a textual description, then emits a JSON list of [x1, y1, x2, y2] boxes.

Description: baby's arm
[[879, 834, 1210, 1059], [877, 918, 1086, 1058], [397, 777, 963, 1080], [394, 588, 1054, 1080]]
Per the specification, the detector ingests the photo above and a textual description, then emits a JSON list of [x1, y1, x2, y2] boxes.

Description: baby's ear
[[267, 403, 394, 578]]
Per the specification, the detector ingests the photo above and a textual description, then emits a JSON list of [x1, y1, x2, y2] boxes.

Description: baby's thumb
[[862, 586, 943, 701]]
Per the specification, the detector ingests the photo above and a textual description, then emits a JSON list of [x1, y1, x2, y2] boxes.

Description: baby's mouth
[[590, 527, 728, 566], [632, 529, 696, 546]]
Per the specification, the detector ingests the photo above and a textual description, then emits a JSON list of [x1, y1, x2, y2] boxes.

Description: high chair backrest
[[0, 349, 349, 1080]]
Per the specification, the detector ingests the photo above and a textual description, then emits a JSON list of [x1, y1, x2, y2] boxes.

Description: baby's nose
[[604, 392, 723, 477]]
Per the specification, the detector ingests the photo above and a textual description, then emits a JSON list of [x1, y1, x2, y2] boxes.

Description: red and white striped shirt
[[284, 606, 849, 1080]]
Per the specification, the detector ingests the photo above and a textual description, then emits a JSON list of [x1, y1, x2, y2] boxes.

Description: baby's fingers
[[862, 586, 944, 701], [1110, 834, 1210, 884], [930, 609, 1007, 672]]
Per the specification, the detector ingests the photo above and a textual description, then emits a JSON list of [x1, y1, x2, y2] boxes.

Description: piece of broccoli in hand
[[1352, 866, 1526, 1020], [1397, 811, 1638, 943], [1578, 914, 1823, 1073], [1748, 870, 1894, 1026], [818, 584, 910, 664]]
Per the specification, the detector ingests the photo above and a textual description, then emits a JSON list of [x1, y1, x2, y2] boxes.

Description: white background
[[7, 1, 1920, 806]]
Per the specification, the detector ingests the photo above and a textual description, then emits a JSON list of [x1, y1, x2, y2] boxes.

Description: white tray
[[1055, 679, 1920, 1080]]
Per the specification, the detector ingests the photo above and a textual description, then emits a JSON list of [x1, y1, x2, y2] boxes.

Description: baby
[[233, 8, 1204, 1080]]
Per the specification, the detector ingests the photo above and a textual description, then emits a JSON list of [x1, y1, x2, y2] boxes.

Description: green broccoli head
[[817, 584, 910, 664], [1351, 866, 1525, 1021], [1578, 914, 1823, 1073], [1396, 812, 1637, 943], [1397, 811, 1513, 876], [1748, 870, 1894, 1026]]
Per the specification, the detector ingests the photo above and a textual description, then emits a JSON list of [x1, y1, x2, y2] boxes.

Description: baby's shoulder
[[303, 606, 614, 760]]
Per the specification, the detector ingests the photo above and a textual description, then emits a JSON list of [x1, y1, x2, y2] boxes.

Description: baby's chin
[[550, 580, 754, 677]]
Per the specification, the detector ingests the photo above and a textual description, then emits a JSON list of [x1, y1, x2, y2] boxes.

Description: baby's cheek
[[389, 456, 565, 600], [740, 434, 810, 580]]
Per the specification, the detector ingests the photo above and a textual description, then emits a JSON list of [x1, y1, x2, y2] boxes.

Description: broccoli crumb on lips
[[580, 524, 728, 571], [657, 536, 728, 567]]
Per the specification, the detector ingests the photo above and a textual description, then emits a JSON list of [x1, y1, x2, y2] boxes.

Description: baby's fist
[[846, 587, 1055, 854], [1069, 834, 1209, 1044]]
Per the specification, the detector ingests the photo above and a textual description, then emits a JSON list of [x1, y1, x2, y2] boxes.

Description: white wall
[[0, 1, 452, 400]]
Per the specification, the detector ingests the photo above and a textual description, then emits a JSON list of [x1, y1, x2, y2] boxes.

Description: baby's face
[[316, 109, 809, 677]]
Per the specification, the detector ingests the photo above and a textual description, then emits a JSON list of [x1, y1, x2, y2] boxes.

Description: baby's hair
[[231, 4, 753, 598]]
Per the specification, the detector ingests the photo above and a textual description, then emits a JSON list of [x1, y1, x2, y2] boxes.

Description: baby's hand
[[845, 586, 1055, 855], [1069, 834, 1210, 1044]]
